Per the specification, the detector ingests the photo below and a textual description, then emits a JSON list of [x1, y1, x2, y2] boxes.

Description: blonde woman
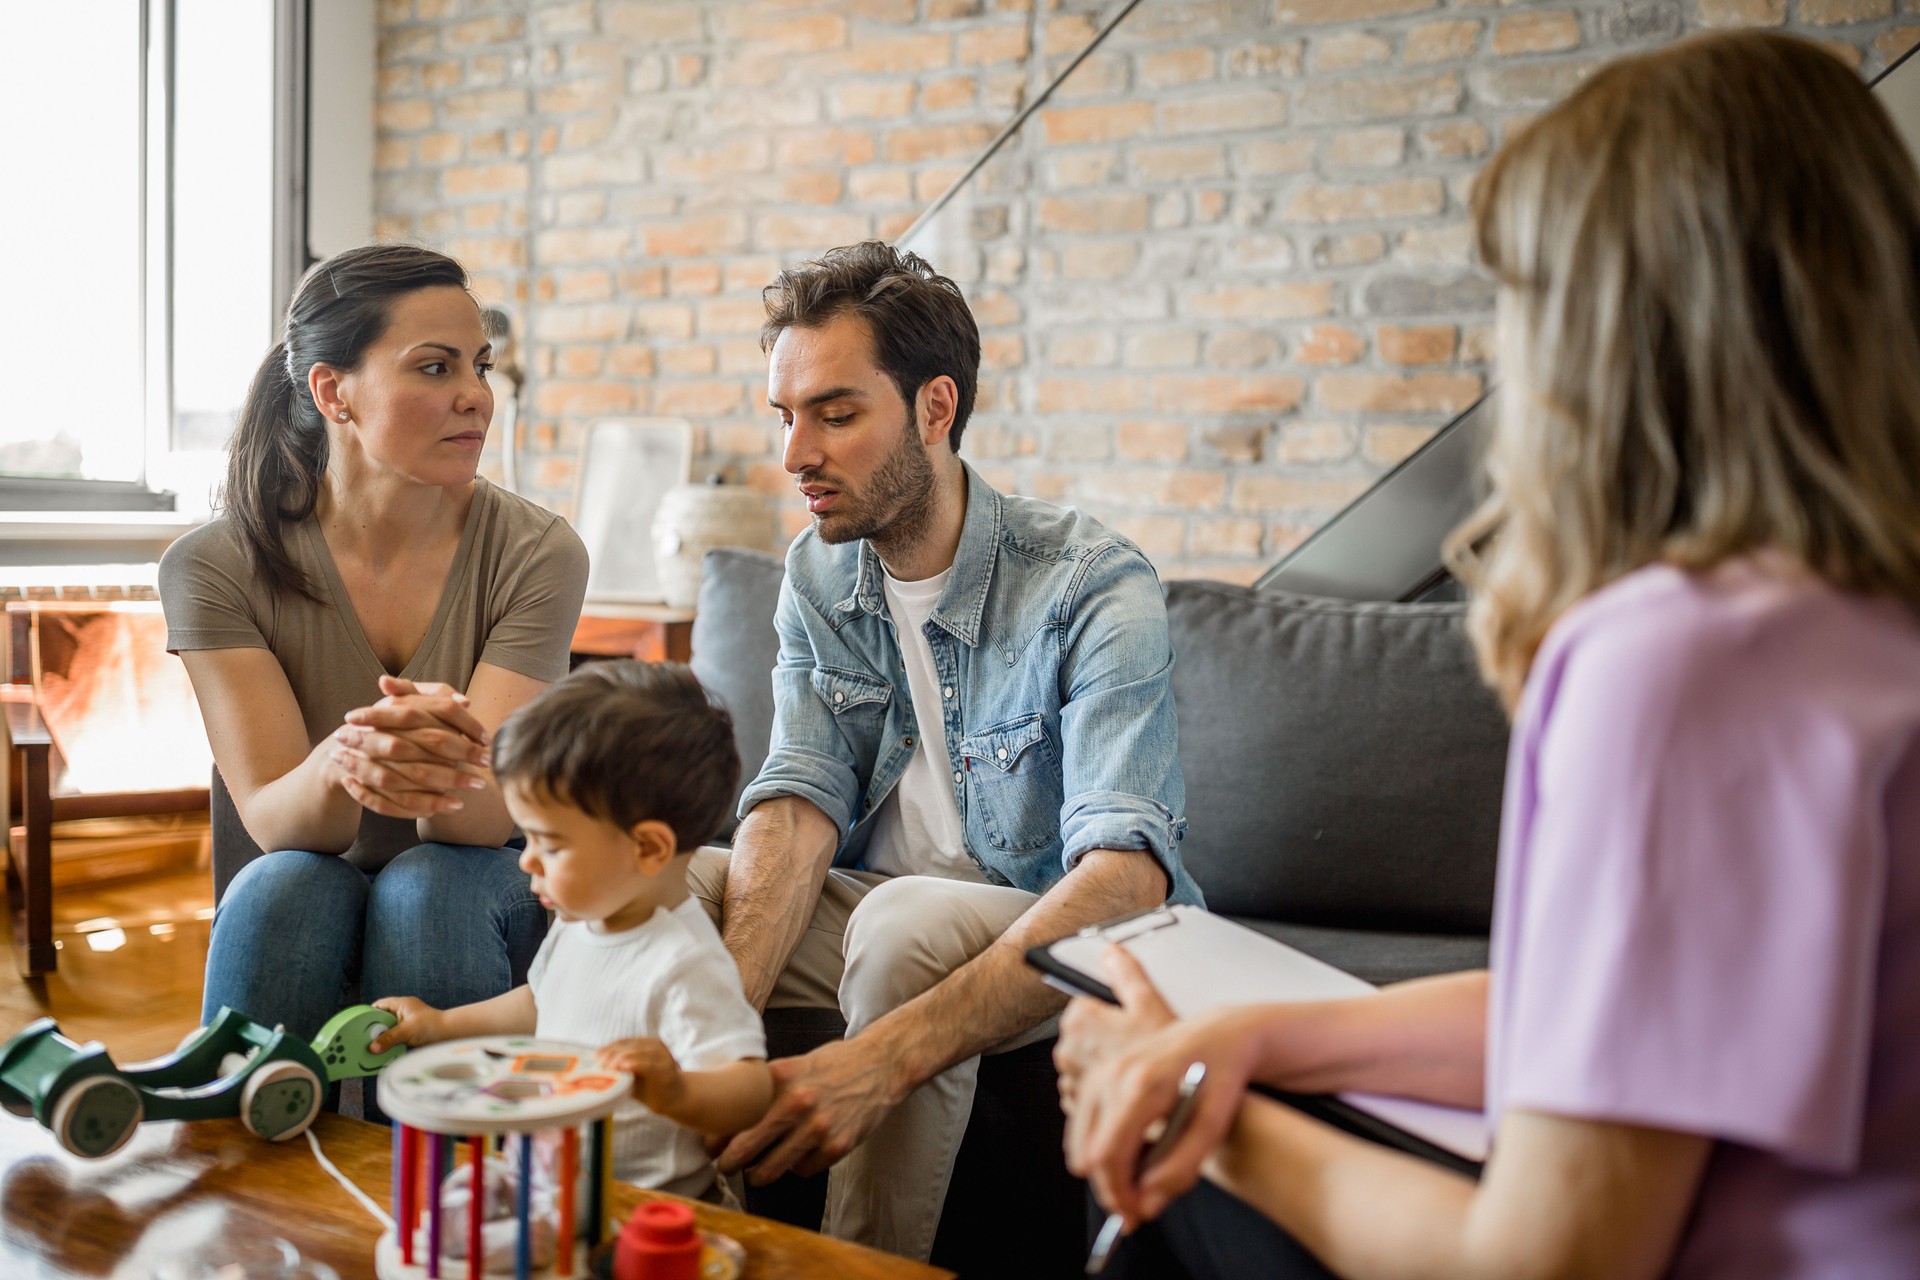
[[1056, 32, 1920, 1280]]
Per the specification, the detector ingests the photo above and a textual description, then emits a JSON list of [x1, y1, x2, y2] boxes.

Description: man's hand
[[714, 1037, 905, 1183], [598, 1038, 687, 1117], [369, 996, 448, 1054]]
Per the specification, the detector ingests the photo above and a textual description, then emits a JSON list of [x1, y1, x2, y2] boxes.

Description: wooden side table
[[571, 602, 696, 665], [3, 687, 208, 979], [2, 692, 53, 978]]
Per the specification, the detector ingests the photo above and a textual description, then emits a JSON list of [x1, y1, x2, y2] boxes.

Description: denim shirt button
[[904, 737, 915, 747], [942, 686, 954, 699], [953, 771, 962, 784], [996, 747, 1009, 760], [833, 691, 845, 704]]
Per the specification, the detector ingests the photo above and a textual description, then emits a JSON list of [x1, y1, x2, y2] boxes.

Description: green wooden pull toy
[[0, 1003, 408, 1159]]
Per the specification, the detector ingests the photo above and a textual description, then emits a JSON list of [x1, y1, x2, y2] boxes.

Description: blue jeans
[[201, 843, 548, 1042]]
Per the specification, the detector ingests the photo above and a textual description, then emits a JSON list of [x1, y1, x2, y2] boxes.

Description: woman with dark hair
[[1057, 32, 1920, 1280], [160, 244, 587, 1055]]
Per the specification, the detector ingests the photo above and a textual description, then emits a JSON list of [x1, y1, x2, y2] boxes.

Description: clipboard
[[1029, 904, 1488, 1178]]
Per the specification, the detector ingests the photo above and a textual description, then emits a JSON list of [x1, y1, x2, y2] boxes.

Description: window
[[171, 0, 278, 455], [2, 0, 281, 509]]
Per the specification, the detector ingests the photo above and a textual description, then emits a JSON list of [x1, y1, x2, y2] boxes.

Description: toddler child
[[372, 660, 770, 1201]]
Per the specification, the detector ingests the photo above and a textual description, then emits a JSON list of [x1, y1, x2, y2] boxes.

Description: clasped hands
[[328, 674, 492, 819]]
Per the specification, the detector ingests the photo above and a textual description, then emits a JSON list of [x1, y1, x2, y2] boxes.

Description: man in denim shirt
[[689, 243, 1203, 1261]]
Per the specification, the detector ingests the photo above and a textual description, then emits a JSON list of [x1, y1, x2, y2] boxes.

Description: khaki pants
[[688, 846, 1054, 1262]]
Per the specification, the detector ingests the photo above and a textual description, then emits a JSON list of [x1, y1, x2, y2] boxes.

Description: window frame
[[3, 0, 308, 517]]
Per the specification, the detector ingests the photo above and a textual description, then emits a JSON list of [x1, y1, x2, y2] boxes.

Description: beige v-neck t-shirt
[[160, 478, 589, 873]]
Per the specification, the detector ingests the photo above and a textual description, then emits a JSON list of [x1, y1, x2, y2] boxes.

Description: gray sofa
[[1163, 579, 1506, 983], [690, 548, 1509, 1276]]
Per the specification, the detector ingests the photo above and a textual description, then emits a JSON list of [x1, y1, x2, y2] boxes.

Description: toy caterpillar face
[[311, 1006, 408, 1081]]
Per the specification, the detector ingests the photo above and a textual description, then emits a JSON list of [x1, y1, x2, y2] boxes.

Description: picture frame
[[572, 418, 694, 603]]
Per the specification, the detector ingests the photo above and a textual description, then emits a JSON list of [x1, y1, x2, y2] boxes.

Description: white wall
[[307, 0, 376, 260]]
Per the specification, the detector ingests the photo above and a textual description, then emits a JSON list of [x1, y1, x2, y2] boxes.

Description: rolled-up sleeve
[[736, 574, 863, 840], [1055, 543, 1190, 898]]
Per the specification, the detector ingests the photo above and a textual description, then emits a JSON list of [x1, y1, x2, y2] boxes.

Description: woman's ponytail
[[223, 340, 328, 599], [216, 245, 471, 600]]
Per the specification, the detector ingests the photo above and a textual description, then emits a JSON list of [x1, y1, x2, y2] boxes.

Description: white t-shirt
[[526, 897, 766, 1198], [864, 567, 987, 883]]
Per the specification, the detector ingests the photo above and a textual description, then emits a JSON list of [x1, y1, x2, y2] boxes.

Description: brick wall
[[373, 0, 1920, 583]]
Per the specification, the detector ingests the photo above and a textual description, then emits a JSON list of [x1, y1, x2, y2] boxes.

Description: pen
[[1086, 1060, 1209, 1275]]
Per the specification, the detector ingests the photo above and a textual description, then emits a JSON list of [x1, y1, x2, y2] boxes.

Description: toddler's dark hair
[[491, 661, 739, 852]]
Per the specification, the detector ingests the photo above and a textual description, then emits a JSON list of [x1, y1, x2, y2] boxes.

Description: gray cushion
[[689, 548, 786, 837], [1166, 581, 1508, 934]]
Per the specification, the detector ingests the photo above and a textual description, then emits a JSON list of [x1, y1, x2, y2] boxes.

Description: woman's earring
[[337, 410, 349, 422]]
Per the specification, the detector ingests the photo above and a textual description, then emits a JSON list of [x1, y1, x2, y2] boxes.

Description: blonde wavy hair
[[1445, 32, 1920, 710]]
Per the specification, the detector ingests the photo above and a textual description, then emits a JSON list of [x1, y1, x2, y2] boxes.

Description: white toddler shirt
[[864, 567, 987, 883], [526, 897, 765, 1198]]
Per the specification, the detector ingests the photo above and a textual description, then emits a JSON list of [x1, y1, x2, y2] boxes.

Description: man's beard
[[807, 405, 936, 554]]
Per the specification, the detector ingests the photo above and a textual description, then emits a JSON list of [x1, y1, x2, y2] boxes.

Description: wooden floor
[[0, 867, 210, 1062]]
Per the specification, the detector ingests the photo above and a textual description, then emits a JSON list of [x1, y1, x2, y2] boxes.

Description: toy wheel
[[50, 1076, 143, 1159], [241, 1060, 322, 1142]]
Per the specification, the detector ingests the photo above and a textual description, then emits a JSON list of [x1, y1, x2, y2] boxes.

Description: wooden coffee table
[[0, 1110, 952, 1279]]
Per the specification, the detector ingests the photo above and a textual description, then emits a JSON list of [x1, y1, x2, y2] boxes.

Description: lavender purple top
[[1486, 559, 1920, 1278]]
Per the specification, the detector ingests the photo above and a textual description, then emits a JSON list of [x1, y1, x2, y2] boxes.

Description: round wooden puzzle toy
[[376, 1037, 632, 1280]]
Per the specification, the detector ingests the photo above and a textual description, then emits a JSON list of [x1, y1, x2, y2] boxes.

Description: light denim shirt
[[739, 466, 1203, 905]]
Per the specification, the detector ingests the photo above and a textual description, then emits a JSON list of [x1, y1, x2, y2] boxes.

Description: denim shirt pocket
[[958, 712, 1062, 852], [811, 665, 893, 717]]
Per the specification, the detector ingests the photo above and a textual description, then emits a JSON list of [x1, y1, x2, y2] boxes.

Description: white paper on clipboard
[[1047, 904, 1489, 1163]]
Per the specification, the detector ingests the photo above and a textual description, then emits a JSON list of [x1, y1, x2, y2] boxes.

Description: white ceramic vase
[[651, 478, 777, 609]]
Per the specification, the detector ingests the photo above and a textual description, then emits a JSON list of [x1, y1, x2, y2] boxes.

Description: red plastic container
[[612, 1201, 703, 1280]]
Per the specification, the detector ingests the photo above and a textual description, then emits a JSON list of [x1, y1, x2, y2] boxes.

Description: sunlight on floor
[[1, 867, 211, 1063]]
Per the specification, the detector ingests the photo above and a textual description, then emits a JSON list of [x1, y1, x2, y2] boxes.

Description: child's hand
[[370, 997, 446, 1053], [598, 1038, 686, 1118]]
